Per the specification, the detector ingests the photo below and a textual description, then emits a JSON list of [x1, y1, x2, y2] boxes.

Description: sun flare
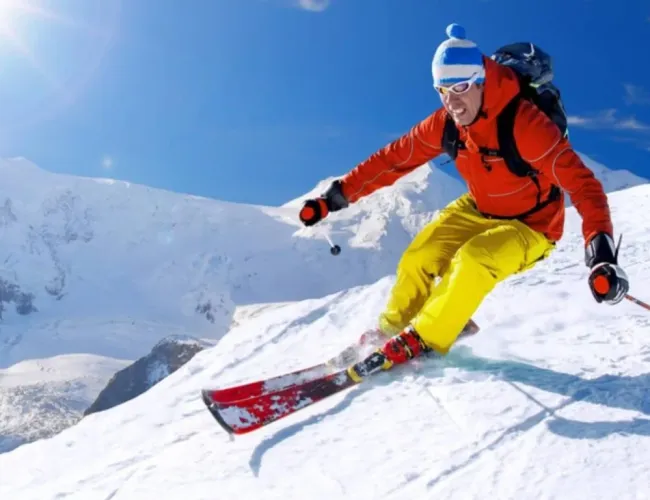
[[0, 0, 120, 133], [0, 0, 71, 44], [0, 0, 50, 26], [0, 0, 77, 84], [0, 0, 23, 38], [0, 0, 23, 17], [0, 0, 48, 50]]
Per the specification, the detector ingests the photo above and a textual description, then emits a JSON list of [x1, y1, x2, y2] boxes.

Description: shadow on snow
[[248, 345, 650, 476]]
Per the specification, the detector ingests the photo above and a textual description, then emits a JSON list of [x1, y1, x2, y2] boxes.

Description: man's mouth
[[450, 106, 466, 118]]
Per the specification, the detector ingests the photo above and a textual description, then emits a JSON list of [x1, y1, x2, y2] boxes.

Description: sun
[[0, 0, 73, 83], [0, 0, 22, 17], [0, 0, 120, 133], [0, 0, 48, 49], [0, 0, 46, 27], [0, 0, 23, 38], [0, 0, 70, 43]]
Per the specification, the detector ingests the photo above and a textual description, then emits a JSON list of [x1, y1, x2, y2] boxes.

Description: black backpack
[[441, 42, 568, 220]]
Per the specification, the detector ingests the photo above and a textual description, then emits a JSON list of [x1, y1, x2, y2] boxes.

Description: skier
[[298, 24, 630, 370]]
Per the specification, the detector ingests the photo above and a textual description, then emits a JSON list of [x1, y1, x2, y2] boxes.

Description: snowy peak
[[577, 153, 647, 193], [283, 161, 466, 209], [287, 162, 467, 248]]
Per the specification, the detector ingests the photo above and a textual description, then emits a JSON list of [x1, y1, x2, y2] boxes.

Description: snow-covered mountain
[[0, 353, 129, 453], [576, 152, 646, 195], [0, 154, 645, 457], [0, 156, 466, 369], [1, 179, 649, 499], [0, 152, 639, 361]]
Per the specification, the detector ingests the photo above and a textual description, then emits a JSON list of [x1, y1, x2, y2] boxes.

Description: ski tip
[[201, 389, 236, 436]]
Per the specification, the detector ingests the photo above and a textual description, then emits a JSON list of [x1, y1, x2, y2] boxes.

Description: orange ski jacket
[[339, 56, 613, 244]]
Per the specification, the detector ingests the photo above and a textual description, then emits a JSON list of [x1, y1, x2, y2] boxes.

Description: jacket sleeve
[[514, 100, 614, 245], [340, 110, 447, 203]]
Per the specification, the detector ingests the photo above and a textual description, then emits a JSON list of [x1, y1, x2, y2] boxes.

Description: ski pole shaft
[[324, 233, 341, 256], [625, 294, 650, 312]]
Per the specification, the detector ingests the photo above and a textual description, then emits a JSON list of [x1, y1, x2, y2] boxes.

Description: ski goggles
[[435, 72, 481, 96]]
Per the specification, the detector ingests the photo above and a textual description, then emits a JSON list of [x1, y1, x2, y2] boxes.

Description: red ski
[[207, 363, 333, 404], [206, 344, 362, 405], [202, 351, 389, 435], [201, 320, 480, 435], [207, 318, 480, 405]]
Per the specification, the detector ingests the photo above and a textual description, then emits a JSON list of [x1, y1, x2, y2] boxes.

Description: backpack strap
[[441, 114, 463, 160], [496, 95, 534, 177], [499, 95, 543, 209], [442, 113, 500, 160]]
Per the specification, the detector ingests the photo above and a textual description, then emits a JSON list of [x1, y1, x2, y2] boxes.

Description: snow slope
[[0, 354, 129, 453], [1, 182, 649, 499], [0, 156, 471, 452]]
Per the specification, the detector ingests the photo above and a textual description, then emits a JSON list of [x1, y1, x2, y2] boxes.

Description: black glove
[[298, 180, 350, 227], [585, 232, 629, 305]]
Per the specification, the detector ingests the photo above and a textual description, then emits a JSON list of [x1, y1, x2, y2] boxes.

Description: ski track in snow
[[0, 158, 649, 498]]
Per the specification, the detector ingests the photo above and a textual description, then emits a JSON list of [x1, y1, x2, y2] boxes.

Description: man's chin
[[452, 112, 478, 127]]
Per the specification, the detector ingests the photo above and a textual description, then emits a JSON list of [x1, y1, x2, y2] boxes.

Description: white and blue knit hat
[[432, 24, 485, 87]]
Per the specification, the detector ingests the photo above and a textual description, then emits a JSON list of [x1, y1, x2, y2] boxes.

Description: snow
[[577, 152, 647, 195], [152, 334, 213, 349], [0, 354, 129, 453], [0, 155, 649, 498], [0, 156, 471, 451], [146, 360, 170, 386]]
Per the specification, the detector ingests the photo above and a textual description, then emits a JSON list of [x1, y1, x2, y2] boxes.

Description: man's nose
[[444, 92, 463, 105]]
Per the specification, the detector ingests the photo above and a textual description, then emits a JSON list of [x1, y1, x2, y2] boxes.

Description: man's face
[[438, 80, 484, 126]]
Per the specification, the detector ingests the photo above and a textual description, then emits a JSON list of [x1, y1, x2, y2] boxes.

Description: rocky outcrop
[[84, 335, 210, 416], [0, 278, 36, 319]]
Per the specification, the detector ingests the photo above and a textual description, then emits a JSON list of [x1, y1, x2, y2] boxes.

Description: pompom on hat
[[432, 24, 486, 87]]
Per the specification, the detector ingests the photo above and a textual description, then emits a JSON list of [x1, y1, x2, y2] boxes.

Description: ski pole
[[611, 235, 650, 311], [625, 294, 650, 312], [324, 233, 341, 256]]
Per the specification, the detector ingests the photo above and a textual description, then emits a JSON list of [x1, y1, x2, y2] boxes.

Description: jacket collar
[[459, 56, 521, 149], [475, 56, 521, 124]]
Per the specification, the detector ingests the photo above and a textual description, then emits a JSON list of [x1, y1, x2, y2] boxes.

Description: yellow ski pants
[[379, 193, 556, 354]]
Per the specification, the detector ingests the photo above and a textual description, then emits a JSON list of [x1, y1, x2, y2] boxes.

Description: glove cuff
[[322, 180, 349, 212], [585, 232, 617, 268]]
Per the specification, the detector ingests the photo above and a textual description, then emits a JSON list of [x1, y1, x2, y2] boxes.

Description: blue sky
[[0, 0, 649, 205]]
